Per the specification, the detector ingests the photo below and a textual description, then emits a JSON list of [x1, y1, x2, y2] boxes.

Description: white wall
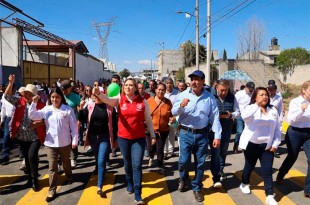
[[1, 27, 20, 67], [280, 64, 310, 85], [75, 53, 113, 85]]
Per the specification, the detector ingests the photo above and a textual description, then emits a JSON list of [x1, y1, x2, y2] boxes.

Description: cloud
[[124, 60, 132, 64], [138, 60, 151, 65]]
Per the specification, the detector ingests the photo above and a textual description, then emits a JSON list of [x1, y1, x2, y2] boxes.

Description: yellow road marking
[[189, 171, 236, 205], [282, 122, 289, 133], [283, 169, 305, 188], [235, 170, 295, 205], [141, 171, 173, 205], [77, 172, 115, 205], [0, 175, 21, 190], [16, 173, 66, 205]]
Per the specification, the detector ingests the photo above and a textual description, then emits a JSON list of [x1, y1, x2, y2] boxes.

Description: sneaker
[[148, 158, 153, 167], [213, 181, 222, 188], [19, 159, 27, 171], [274, 152, 280, 158], [71, 160, 77, 168], [266, 195, 278, 205], [239, 183, 251, 194], [219, 170, 226, 181]]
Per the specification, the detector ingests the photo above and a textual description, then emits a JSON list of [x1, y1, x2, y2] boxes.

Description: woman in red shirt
[[93, 78, 156, 205]]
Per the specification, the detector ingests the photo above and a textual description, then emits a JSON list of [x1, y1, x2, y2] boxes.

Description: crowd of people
[[0, 71, 309, 205]]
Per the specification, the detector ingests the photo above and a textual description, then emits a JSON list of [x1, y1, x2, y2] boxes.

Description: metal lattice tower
[[93, 17, 115, 61]]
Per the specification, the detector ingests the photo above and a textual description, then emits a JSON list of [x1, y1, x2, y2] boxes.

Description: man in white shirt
[[233, 82, 255, 153], [163, 78, 180, 159]]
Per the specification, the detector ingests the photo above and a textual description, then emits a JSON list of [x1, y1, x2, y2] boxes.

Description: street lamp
[[177, 0, 199, 70]]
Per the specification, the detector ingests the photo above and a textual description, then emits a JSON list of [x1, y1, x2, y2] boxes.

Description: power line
[[173, 17, 193, 50]]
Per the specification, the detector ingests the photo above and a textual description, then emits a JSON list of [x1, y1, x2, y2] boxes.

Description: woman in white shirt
[[277, 80, 310, 199], [28, 87, 78, 202], [239, 87, 281, 205]]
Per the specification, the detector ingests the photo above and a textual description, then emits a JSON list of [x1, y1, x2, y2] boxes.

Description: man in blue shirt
[[172, 70, 222, 202]]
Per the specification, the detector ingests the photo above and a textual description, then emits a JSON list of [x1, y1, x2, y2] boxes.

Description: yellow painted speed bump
[[283, 169, 305, 188], [0, 175, 21, 191], [189, 171, 236, 205], [235, 170, 295, 205], [77, 172, 115, 205], [141, 171, 173, 205], [16, 174, 66, 205]]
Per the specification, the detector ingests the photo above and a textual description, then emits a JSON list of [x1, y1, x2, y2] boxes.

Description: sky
[[1, 0, 310, 73]]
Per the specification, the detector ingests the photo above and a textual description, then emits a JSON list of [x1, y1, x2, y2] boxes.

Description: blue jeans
[[118, 137, 146, 200], [278, 126, 310, 195], [89, 134, 110, 189], [234, 117, 244, 146], [1, 117, 11, 159], [179, 129, 208, 191], [242, 142, 274, 196]]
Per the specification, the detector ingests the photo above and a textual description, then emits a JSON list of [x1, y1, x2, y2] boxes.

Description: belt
[[180, 125, 208, 134]]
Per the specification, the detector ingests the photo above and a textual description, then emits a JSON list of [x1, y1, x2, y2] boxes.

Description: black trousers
[[19, 139, 41, 178], [148, 131, 169, 168]]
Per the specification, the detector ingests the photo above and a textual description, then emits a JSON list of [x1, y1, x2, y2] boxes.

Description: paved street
[[0, 134, 308, 205]]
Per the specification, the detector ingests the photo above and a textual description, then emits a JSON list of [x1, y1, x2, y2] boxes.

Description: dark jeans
[[278, 126, 310, 195], [179, 129, 208, 191], [19, 139, 41, 178], [78, 124, 86, 142], [242, 142, 274, 196], [89, 134, 110, 188], [118, 137, 146, 199], [234, 117, 244, 146], [1, 117, 11, 159], [208, 132, 220, 183], [148, 131, 169, 168]]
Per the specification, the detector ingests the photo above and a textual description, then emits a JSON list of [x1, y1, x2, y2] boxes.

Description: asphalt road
[[0, 134, 308, 205]]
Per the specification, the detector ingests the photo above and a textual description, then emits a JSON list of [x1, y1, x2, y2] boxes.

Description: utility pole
[[195, 0, 199, 70], [156, 42, 164, 77], [206, 0, 211, 85], [93, 17, 115, 64]]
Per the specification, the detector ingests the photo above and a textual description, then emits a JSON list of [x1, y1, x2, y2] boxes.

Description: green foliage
[[119, 68, 131, 78], [276, 47, 310, 81], [223, 49, 227, 61], [181, 40, 206, 68], [211, 52, 214, 61], [175, 67, 185, 81]]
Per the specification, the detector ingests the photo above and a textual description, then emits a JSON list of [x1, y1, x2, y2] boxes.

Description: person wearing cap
[[171, 70, 222, 202], [234, 81, 255, 153], [93, 78, 156, 204], [3, 74, 46, 192], [61, 79, 81, 167], [276, 80, 310, 199], [36, 85, 48, 104]]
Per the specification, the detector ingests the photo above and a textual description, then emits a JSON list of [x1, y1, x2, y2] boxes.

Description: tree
[[237, 16, 266, 60], [181, 40, 206, 68], [175, 67, 185, 81], [276, 47, 310, 81], [211, 52, 214, 61], [223, 49, 227, 61], [119, 68, 130, 78]]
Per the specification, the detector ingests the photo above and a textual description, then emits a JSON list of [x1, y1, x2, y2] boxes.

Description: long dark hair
[[250, 87, 271, 108], [48, 86, 68, 105]]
